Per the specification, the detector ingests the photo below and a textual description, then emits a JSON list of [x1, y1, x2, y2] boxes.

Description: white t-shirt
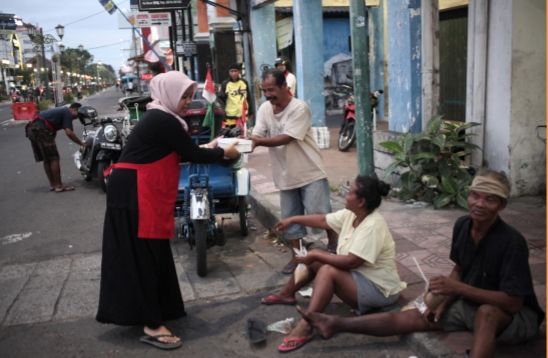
[[252, 98, 327, 190], [326, 209, 407, 297], [285, 72, 297, 96]]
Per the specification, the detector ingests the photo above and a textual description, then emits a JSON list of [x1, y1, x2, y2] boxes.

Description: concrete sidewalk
[[247, 128, 546, 357]]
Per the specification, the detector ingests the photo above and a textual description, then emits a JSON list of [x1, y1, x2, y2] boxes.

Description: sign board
[[135, 12, 172, 27], [138, 0, 191, 11], [119, 11, 171, 28], [183, 41, 197, 56], [175, 40, 197, 56], [0, 14, 16, 35]]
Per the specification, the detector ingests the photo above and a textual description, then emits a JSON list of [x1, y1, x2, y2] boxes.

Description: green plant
[[379, 116, 481, 209], [37, 99, 53, 111], [64, 92, 74, 103]]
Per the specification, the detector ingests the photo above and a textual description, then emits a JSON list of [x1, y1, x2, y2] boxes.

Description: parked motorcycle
[[73, 106, 123, 192], [338, 88, 384, 151]]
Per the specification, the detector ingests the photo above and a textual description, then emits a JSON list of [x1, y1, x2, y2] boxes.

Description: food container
[[218, 138, 253, 153]]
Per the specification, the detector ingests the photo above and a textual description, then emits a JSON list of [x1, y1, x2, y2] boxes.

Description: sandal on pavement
[[261, 294, 296, 306], [139, 334, 182, 350], [277, 336, 313, 353], [54, 186, 75, 193], [282, 260, 298, 275]]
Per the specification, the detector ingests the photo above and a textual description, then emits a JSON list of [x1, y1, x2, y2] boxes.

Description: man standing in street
[[26, 102, 87, 192], [298, 169, 544, 357], [251, 69, 337, 274], [218, 63, 253, 129]]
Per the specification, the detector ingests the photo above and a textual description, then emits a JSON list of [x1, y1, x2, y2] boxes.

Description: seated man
[[298, 169, 544, 358]]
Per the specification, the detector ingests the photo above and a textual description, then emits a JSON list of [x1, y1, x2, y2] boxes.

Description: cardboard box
[[218, 138, 253, 153]]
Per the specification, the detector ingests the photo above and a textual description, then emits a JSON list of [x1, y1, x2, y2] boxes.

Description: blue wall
[[294, 0, 325, 126], [386, 0, 422, 133], [323, 18, 351, 61], [250, 4, 277, 80]]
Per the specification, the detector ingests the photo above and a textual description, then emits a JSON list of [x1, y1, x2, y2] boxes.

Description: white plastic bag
[[266, 317, 295, 334], [293, 242, 309, 285]]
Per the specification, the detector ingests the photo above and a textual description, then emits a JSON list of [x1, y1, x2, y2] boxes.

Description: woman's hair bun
[[377, 180, 391, 197]]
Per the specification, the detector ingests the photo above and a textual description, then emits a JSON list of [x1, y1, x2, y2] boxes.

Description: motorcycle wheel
[[338, 120, 356, 152], [97, 160, 111, 193], [194, 220, 208, 277], [238, 196, 248, 237]]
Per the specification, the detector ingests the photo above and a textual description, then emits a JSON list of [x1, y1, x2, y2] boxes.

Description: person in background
[[96, 71, 240, 351], [298, 169, 544, 358], [251, 68, 338, 275], [275, 56, 297, 97], [25, 102, 86, 192], [218, 63, 253, 129], [263, 175, 406, 353]]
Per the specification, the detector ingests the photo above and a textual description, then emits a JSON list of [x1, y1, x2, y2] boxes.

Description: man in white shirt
[[275, 57, 297, 97], [251, 69, 336, 274]]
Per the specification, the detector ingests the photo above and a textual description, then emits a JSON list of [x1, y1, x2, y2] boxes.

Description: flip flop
[[54, 186, 75, 193], [139, 334, 182, 350], [277, 335, 313, 353], [261, 294, 296, 306]]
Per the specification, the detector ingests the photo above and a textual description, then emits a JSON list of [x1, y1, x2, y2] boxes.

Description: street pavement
[[247, 131, 546, 357], [0, 91, 544, 357]]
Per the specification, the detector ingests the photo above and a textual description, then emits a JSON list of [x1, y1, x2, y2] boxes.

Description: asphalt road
[[0, 89, 125, 266]]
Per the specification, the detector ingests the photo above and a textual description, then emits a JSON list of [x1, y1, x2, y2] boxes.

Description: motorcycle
[[338, 88, 384, 151], [73, 106, 123, 192], [117, 95, 150, 145]]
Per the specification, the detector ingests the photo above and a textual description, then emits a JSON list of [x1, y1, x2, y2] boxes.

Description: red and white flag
[[202, 66, 216, 104]]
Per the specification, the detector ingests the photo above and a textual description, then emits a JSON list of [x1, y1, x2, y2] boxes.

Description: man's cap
[[275, 57, 289, 66]]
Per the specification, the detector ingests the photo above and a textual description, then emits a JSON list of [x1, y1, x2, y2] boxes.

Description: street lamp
[[25, 23, 65, 104]]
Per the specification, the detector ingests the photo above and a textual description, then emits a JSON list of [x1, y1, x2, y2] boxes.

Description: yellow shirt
[[223, 79, 248, 117], [326, 209, 407, 297]]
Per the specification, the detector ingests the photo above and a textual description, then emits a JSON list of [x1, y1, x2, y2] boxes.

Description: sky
[[3, 0, 135, 72]]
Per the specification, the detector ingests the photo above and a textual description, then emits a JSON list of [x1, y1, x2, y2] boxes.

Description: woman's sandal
[[139, 334, 182, 350], [277, 335, 313, 353]]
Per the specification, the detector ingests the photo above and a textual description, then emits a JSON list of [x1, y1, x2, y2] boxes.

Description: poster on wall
[[276, 17, 293, 50]]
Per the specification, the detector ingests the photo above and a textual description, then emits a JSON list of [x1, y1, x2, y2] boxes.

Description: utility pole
[[349, 0, 374, 176]]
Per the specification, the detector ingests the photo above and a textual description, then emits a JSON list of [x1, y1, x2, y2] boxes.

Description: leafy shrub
[[37, 100, 53, 111], [379, 116, 480, 209], [64, 93, 74, 103]]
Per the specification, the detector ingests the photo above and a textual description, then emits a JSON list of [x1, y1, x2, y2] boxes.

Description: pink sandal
[[261, 294, 296, 305]]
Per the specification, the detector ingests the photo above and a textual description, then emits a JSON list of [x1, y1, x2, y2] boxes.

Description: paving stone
[[54, 269, 100, 321]]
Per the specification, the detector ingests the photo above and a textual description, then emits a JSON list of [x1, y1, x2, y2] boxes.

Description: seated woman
[[261, 175, 406, 353]]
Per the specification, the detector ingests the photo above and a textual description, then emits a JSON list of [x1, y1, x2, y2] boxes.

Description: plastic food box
[[218, 138, 253, 153]]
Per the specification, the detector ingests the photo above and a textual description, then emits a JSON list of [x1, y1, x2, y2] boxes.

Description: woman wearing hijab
[[96, 71, 240, 350]]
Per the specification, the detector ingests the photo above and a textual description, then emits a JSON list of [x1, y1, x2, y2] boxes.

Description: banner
[[98, 0, 117, 15]]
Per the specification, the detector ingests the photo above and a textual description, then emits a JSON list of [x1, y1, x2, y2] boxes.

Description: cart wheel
[[239, 196, 248, 237], [194, 220, 208, 277], [97, 160, 111, 193]]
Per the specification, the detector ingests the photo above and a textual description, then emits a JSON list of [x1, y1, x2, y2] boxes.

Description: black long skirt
[[96, 169, 185, 327]]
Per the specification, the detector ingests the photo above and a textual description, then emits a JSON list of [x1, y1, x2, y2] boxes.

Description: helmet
[[275, 57, 289, 67], [77, 106, 98, 125]]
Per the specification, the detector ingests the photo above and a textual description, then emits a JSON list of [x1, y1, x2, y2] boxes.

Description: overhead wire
[[45, 0, 130, 48]]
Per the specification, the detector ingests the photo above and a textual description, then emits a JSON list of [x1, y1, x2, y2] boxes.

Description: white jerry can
[[190, 188, 210, 220], [235, 168, 250, 196]]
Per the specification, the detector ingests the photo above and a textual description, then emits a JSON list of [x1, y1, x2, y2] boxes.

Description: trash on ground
[[266, 317, 295, 334], [298, 286, 313, 297], [246, 318, 267, 344]]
